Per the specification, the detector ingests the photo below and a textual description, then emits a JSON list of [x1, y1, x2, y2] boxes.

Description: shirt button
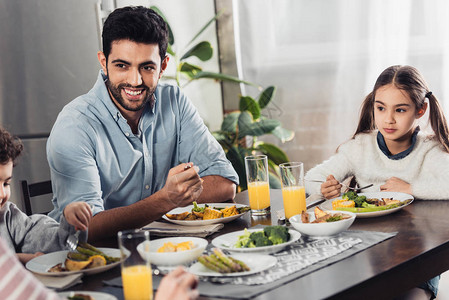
[[145, 152, 149, 157], [145, 185, 150, 190], [125, 132, 130, 137]]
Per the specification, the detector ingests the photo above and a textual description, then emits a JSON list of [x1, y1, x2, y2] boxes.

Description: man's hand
[[64, 202, 92, 231], [380, 177, 412, 194], [162, 163, 203, 207], [321, 175, 342, 199]]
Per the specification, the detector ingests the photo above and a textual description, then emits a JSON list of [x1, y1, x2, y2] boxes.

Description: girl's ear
[[416, 102, 428, 118]]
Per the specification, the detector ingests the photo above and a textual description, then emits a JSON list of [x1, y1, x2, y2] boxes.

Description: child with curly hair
[[0, 127, 92, 264]]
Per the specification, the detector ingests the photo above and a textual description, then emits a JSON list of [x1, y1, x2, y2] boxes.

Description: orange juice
[[122, 265, 153, 300], [248, 181, 270, 210], [282, 186, 306, 219]]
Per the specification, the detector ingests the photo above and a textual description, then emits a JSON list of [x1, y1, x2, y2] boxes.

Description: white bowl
[[138, 237, 208, 267], [289, 210, 356, 236]]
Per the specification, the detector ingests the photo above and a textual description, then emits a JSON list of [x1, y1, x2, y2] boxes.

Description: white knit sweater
[[305, 131, 449, 200]]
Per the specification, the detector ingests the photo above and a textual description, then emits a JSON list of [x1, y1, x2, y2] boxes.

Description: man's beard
[[105, 79, 155, 112]]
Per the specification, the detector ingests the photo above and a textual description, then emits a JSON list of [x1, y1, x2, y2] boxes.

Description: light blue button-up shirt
[[47, 71, 238, 220]]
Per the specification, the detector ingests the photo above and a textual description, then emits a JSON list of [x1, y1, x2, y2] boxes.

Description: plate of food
[[189, 248, 277, 277], [211, 225, 301, 254], [163, 202, 250, 226], [320, 191, 414, 218], [26, 244, 122, 276], [58, 291, 117, 300]]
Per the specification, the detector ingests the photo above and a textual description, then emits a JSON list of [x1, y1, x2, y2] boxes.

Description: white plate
[[163, 203, 249, 226], [58, 291, 117, 300], [189, 253, 277, 277], [26, 248, 122, 276], [320, 192, 414, 218], [211, 229, 301, 254]]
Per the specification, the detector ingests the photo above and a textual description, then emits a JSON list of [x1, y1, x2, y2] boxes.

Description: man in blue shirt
[[47, 6, 238, 241]]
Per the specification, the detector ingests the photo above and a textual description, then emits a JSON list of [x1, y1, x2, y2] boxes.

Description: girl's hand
[[321, 175, 342, 199], [64, 202, 92, 231], [155, 266, 199, 300], [380, 177, 412, 194]]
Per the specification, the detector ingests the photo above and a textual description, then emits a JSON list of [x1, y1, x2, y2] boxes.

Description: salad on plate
[[321, 191, 414, 218]]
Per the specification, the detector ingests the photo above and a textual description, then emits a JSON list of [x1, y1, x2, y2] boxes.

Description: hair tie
[[425, 91, 432, 98]]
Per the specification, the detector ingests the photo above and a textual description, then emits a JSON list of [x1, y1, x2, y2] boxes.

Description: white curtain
[[233, 0, 449, 171]]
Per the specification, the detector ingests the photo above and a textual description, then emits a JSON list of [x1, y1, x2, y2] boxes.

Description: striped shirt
[[0, 237, 60, 300]]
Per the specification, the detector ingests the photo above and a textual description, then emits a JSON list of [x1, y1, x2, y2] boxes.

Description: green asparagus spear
[[198, 251, 250, 273], [198, 256, 223, 273], [212, 248, 241, 272], [206, 255, 231, 273], [78, 243, 103, 255], [67, 252, 90, 261], [76, 246, 100, 257], [77, 243, 120, 263], [229, 257, 250, 271]]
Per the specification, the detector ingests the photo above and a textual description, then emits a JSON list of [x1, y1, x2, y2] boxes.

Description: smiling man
[[46, 6, 238, 241]]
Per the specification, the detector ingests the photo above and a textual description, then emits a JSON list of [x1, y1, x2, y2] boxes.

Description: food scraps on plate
[[165, 202, 250, 221], [301, 207, 352, 223], [48, 243, 120, 273], [198, 248, 250, 273], [66, 293, 94, 300], [234, 225, 290, 248], [332, 191, 411, 213]]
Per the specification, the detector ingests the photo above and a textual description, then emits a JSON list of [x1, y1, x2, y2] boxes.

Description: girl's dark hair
[[354, 65, 449, 153], [102, 6, 168, 63], [0, 127, 23, 165]]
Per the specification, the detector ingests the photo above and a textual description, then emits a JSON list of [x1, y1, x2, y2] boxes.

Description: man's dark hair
[[102, 6, 169, 63], [0, 127, 23, 166]]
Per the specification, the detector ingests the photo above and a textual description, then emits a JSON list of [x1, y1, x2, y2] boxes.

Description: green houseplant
[[153, 6, 294, 190], [151, 6, 254, 88], [212, 86, 294, 191]]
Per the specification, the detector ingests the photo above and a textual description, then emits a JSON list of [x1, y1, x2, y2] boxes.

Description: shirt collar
[[377, 127, 420, 160]]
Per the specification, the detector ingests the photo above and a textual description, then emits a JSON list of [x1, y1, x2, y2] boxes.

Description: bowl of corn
[[140, 237, 208, 267]]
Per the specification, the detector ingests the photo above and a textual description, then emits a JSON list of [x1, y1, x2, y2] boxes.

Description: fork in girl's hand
[[66, 230, 81, 251], [306, 179, 373, 191]]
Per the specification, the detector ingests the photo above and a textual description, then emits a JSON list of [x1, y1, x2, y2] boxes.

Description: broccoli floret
[[235, 226, 290, 248], [354, 195, 367, 207], [248, 231, 273, 247], [342, 191, 357, 200], [263, 225, 290, 245], [191, 201, 207, 213]]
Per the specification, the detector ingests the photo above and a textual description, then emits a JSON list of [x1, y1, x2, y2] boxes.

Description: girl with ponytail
[[305, 65, 449, 299]]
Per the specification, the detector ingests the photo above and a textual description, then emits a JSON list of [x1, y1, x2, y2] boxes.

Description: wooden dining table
[[69, 189, 449, 300]]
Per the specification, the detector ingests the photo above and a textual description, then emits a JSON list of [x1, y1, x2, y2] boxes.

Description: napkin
[[33, 273, 83, 291], [142, 221, 224, 237]]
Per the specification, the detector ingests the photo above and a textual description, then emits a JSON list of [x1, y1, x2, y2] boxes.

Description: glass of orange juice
[[118, 230, 152, 300], [280, 162, 306, 221], [245, 155, 270, 216]]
